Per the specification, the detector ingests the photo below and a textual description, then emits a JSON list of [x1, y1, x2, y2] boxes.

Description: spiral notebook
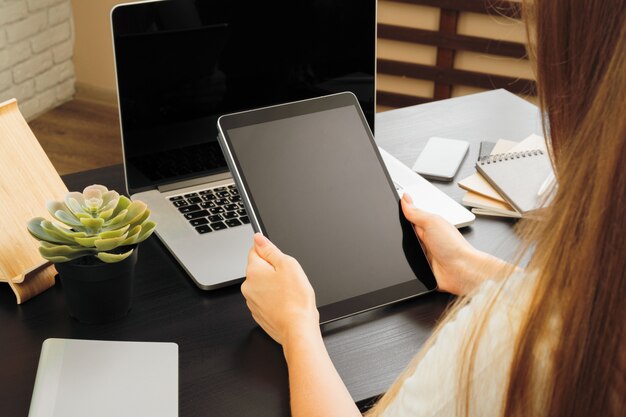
[[475, 148, 554, 215]]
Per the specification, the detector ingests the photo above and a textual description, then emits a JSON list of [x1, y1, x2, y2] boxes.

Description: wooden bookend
[[0, 98, 69, 304]]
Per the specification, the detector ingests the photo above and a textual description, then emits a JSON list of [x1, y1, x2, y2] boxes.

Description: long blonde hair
[[368, 0, 626, 415]]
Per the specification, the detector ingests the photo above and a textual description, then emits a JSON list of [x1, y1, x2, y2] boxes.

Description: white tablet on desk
[[28, 338, 178, 417], [217, 92, 439, 324]]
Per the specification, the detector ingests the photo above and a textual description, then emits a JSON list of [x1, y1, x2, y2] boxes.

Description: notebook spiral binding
[[478, 149, 544, 165]]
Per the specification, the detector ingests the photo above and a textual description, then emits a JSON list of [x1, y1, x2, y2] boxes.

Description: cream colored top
[[382, 272, 535, 417]]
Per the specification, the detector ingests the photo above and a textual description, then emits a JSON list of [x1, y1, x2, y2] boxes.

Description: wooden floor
[[29, 100, 123, 176]]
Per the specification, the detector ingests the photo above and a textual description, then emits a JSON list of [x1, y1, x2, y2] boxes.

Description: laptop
[[110, 0, 377, 289]]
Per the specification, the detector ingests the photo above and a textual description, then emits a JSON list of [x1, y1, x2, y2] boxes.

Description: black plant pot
[[55, 248, 138, 324]]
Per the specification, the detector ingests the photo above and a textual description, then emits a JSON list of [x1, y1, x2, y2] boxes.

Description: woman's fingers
[[253, 233, 285, 267]]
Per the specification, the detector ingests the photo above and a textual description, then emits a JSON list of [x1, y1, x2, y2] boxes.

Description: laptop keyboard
[[169, 184, 249, 234]]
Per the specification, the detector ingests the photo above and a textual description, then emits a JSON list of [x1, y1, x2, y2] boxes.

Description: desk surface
[[0, 90, 541, 417]]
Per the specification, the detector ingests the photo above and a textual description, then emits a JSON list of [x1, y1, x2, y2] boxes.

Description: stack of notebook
[[458, 134, 555, 218]]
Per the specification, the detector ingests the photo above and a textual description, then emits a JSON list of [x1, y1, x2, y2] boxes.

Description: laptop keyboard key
[[240, 216, 250, 224], [195, 225, 212, 234], [210, 221, 227, 231], [225, 218, 242, 227], [173, 184, 242, 228], [185, 209, 209, 220], [190, 218, 209, 227], [179, 204, 201, 213]]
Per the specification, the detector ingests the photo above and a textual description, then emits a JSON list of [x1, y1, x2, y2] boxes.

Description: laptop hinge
[[157, 172, 232, 193]]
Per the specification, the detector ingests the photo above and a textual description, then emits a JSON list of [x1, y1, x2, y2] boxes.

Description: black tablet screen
[[221, 96, 436, 322]]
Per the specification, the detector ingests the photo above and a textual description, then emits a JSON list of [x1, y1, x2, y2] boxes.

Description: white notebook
[[28, 339, 178, 417]]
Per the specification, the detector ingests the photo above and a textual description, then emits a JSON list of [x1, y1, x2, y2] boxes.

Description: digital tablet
[[217, 92, 437, 323]]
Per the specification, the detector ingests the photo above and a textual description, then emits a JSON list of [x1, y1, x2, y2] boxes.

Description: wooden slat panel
[[377, 58, 536, 95], [390, 0, 522, 19], [378, 24, 527, 59], [377, 91, 432, 108], [433, 9, 459, 100]]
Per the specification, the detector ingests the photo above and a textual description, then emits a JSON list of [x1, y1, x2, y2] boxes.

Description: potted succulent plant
[[27, 185, 156, 324]]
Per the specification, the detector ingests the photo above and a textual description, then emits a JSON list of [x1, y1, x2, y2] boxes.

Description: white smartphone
[[412, 137, 469, 181]]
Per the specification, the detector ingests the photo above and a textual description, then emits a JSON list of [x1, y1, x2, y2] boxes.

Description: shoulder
[[382, 272, 535, 417]]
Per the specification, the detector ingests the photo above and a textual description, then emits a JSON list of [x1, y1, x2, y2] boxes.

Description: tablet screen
[[218, 94, 436, 323]]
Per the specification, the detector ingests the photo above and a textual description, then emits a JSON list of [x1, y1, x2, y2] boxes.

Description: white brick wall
[[0, 0, 75, 120]]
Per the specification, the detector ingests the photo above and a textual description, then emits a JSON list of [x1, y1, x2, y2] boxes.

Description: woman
[[242, 0, 626, 416]]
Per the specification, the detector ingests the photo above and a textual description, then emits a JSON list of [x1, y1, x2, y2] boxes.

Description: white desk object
[[380, 147, 475, 228], [28, 339, 178, 417]]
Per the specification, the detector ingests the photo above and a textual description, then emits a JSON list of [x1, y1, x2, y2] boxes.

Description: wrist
[[283, 322, 323, 360]]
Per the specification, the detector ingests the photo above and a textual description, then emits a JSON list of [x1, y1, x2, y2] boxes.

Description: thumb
[[401, 193, 432, 230], [253, 233, 284, 267]]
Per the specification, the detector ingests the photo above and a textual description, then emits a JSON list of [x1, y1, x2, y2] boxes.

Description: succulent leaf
[[41, 221, 87, 238], [27, 218, 70, 244], [39, 243, 94, 257], [122, 201, 148, 225], [128, 209, 150, 230], [38, 242, 95, 262], [99, 225, 130, 239], [101, 190, 120, 208], [98, 208, 115, 220], [112, 196, 131, 217], [39, 221, 80, 244], [80, 217, 105, 230], [97, 249, 134, 263], [103, 209, 128, 227], [74, 236, 99, 247], [119, 225, 141, 246], [65, 194, 85, 214], [94, 236, 127, 251], [134, 221, 157, 244], [84, 184, 108, 194], [52, 209, 82, 227]]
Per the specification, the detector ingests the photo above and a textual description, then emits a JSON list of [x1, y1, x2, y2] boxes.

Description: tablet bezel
[[217, 92, 437, 323]]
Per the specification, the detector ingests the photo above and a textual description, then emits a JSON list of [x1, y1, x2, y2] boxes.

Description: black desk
[[0, 90, 540, 416]]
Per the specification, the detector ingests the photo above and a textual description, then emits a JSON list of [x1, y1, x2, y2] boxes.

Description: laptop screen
[[111, 0, 376, 194]]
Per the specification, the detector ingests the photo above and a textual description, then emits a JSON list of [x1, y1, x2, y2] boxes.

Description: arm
[[243, 234, 361, 417], [284, 327, 361, 417]]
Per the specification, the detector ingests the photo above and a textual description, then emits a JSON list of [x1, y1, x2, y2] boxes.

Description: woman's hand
[[401, 193, 513, 295], [242, 233, 320, 347]]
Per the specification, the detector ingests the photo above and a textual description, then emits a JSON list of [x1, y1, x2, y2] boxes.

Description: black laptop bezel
[[110, 0, 377, 197], [217, 92, 438, 324]]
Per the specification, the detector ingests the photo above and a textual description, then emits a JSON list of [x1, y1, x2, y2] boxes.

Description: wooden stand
[[0, 98, 69, 303]]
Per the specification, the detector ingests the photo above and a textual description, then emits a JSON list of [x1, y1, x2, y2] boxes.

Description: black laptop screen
[[112, 0, 376, 193]]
